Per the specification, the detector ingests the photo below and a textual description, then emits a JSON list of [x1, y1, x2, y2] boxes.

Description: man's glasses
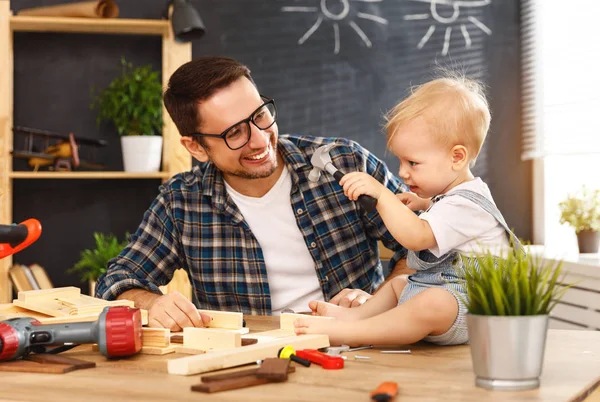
[[185, 97, 277, 150]]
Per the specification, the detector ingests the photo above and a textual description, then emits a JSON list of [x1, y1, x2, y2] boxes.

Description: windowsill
[[527, 245, 600, 278]]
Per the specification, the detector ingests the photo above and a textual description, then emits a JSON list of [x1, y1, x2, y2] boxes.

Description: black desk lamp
[[163, 0, 205, 42]]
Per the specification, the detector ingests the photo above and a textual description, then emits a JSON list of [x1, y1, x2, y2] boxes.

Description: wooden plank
[[0, 360, 75, 374], [183, 327, 241, 351], [8, 265, 35, 292], [140, 345, 177, 355], [10, 16, 169, 36], [256, 358, 290, 382], [161, 19, 192, 177], [17, 286, 80, 303], [142, 327, 171, 348], [25, 354, 95, 370], [0, 303, 148, 325], [559, 286, 600, 311], [159, 268, 192, 301], [174, 346, 206, 355], [243, 329, 296, 343], [201, 365, 295, 383], [191, 375, 269, 393], [197, 309, 244, 330], [56, 295, 134, 316], [551, 303, 600, 329], [0, 2, 13, 304], [549, 318, 589, 331], [279, 313, 334, 331], [168, 334, 329, 375]]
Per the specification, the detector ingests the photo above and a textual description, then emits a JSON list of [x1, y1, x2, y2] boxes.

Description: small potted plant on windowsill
[[558, 186, 600, 254], [461, 249, 571, 391], [91, 58, 164, 173], [68, 232, 129, 296]]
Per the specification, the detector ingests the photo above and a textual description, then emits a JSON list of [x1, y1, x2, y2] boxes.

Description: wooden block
[[256, 358, 290, 382], [56, 295, 134, 316], [170, 334, 183, 344], [279, 313, 334, 331], [0, 360, 74, 374], [197, 309, 243, 330], [140, 345, 177, 355], [183, 327, 241, 351], [201, 365, 295, 383], [142, 327, 170, 348], [242, 338, 258, 346], [17, 287, 80, 303], [191, 375, 269, 393], [25, 354, 96, 370], [168, 334, 329, 375], [174, 346, 206, 355]]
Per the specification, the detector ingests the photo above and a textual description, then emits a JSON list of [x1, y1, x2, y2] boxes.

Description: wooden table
[[0, 316, 598, 402]]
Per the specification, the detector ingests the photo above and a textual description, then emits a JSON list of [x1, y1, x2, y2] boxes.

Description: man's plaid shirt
[[96, 135, 406, 314]]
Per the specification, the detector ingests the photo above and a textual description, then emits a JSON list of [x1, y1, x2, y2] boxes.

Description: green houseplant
[[91, 58, 164, 173], [68, 232, 129, 296], [460, 249, 571, 391], [558, 186, 600, 253]]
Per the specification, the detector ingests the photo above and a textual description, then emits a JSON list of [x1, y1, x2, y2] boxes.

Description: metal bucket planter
[[467, 314, 549, 391]]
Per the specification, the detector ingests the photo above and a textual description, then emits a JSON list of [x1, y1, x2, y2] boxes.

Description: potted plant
[[68, 232, 129, 296], [91, 58, 164, 173], [558, 186, 600, 253], [461, 249, 571, 391]]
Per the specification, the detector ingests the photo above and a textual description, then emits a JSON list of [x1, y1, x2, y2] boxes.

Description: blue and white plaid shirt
[[96, 135, 406, 315]]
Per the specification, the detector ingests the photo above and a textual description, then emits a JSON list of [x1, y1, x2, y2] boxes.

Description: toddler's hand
[[397, 192, 431, 211], [339, 172, 384, 201]]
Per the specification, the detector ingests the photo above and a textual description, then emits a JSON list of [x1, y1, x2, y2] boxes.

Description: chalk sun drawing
[[282, 0, 388, 55], [404, 0, 492, 56]]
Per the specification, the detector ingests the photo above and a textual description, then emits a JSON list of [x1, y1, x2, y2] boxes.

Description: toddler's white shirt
[[418, 178, 510, 258]]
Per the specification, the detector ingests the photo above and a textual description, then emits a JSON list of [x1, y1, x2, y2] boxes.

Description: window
[[521, 0, 600, 254]]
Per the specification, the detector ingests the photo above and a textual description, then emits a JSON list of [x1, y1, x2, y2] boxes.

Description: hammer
[[308, 144, 378, 212]]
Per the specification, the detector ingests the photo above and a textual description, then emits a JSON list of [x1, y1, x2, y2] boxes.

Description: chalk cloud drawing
[[282, 0, 388, 55], [404, 0, 492, 56]]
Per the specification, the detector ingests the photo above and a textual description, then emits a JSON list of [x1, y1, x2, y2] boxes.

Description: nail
[[354, 355, 371, 360], [380, 350, 411, 354]]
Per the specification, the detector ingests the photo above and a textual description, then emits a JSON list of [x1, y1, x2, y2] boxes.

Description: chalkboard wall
[[10, 0, 530, 294]]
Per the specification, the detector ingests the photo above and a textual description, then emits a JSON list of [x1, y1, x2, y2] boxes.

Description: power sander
[[0, 306, 142, 361]]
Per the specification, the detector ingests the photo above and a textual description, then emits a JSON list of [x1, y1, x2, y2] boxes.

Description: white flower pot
[[121, 136, 163, 173]]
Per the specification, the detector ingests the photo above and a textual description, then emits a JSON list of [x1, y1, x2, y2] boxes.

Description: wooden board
[[0, 303, 148, 325], [243, 329, 296, 343], [140, 345, 177, 355], [183, 327, 241, 351], [279, 313, 335, 331], [142, 328, 170, 348], [168, 334, 329, 375], [197, 309, 244, 330]]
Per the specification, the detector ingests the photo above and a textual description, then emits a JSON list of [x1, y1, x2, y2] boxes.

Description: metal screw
[[380, 350, 411, 354], [354, 355, 371, 360]]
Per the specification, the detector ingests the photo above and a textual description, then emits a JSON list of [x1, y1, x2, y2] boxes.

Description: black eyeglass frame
[[183, 96, 277, 150]]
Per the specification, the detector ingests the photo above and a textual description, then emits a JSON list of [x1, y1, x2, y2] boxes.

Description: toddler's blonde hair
[[385, 73, 491, 164]]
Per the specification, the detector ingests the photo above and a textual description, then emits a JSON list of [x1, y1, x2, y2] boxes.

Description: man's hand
[[147, 291, 211, 331], [329, 288, 372, 307], [397, 192, 431, 211]]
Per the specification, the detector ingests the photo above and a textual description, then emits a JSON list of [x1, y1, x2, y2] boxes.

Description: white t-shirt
[[224, 165, 324, 314], [418, 178, 510, 258]]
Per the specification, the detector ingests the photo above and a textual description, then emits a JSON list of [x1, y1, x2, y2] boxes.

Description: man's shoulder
[[280, 134, 367, 157], [159, 165, 205, 196]]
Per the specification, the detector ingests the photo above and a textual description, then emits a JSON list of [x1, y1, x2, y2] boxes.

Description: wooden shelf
[[9, 171, 171, 179], [10, 16, 170, 36]]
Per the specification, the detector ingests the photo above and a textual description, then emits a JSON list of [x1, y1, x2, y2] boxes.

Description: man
[[96, 56, 407, 331]]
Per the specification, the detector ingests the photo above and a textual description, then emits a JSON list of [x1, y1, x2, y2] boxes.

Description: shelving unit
[[0, 3, 192, 302]]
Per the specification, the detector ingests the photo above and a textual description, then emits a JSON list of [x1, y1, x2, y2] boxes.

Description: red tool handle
[[295, 349, 344, 370], [0, 219, 42, 259]]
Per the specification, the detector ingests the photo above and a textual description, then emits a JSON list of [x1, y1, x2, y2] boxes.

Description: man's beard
[[210, 140, 279, 180]]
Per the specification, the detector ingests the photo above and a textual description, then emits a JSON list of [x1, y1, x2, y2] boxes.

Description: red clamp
[[0, 219, 42, 259], [295, 349, 344, 370]]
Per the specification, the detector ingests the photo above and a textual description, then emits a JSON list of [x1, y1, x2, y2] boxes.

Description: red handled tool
[[295, 349, 344, 370], [0, 218, 42, 259], [371, 381, 398, 401], [0, 306, 142, 361]]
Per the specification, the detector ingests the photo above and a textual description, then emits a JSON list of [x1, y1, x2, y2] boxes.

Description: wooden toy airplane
[[11, 126, 107, 171]]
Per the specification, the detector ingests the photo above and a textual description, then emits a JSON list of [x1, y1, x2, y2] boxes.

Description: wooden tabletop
[[0, 316, 598, 402]]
